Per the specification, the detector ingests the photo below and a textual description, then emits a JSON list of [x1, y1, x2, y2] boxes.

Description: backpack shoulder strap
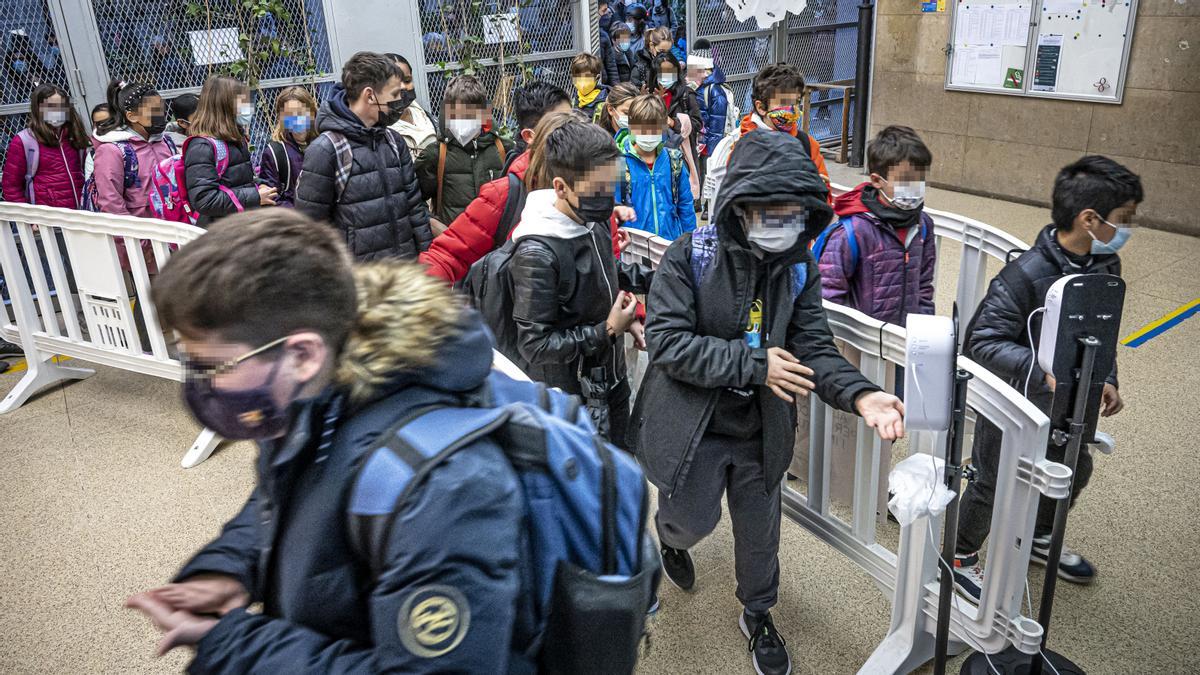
[[207, 138, 230, 178], [790, 261, 809, 303], [493, 136, 505, 164], [689, 224, 719, 288], [495, 172, 526, 249], [435, 141, 448, 217], [268, 140, 289, 190], [810, 218, 858, 270], [620, 154, 632, 206], [16, 129, 39, 202], [667, 146, 683, 205], [346, 405, 511, 576], [592, 101, 606, 125], [320, 131, 354, 200], [117, 141, 140, 188]]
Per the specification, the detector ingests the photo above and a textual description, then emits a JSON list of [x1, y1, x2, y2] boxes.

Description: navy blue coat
[[176, 314, 528, 673]]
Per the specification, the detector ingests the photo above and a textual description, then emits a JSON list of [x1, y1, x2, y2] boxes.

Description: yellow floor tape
[[2, 354, 71, 374]]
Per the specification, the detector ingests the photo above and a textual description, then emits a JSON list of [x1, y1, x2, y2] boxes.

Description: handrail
[[0, 203, 221, 467], [620, 193, 1059, 672]]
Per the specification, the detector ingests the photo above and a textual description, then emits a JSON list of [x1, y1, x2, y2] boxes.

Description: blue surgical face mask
[[1089, 216, 1132, 255], [236, 103, 255, 127], [618, 40, 632, 52], [283, 114, 311, 134], [659, 74, 677, 89]]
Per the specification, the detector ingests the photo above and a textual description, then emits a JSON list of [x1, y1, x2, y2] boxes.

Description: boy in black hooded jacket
[[630, 130, 905, 675]]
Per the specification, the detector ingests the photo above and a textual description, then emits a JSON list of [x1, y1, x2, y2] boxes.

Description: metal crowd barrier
[[0, 203, 221, 468], [619, 186, 1067, 673]]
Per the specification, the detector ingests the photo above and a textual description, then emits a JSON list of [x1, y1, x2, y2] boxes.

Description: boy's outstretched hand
[[856, 391, 906, 441], [765, 347, 815, 403]]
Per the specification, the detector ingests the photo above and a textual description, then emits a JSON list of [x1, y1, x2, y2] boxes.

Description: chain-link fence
[[689, 0, 860, 145], [418, 0, 580, 131], [89, 0, 334, 94]]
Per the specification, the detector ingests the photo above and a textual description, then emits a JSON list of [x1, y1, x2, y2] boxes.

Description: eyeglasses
[[179, 336, 288, 382]]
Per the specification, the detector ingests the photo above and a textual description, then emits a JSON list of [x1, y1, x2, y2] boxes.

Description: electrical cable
[[1024, 307, 1047, 399], [925, 517, 1001, 675]]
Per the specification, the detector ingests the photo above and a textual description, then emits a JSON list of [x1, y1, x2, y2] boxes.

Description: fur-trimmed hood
[[335, 263, 494, 407]]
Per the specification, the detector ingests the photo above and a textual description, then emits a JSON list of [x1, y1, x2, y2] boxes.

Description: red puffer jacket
[[1, 128, 85, 208], [420, 151, 625, 283]]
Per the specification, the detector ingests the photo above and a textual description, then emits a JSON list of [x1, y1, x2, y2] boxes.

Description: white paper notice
[[952, 46, 979, 84], [1003, 6, 1030, 46], [1041, 0, 1082, 14], [975, 47, 1004, 85], [188, 28, 243, 66], [961, 7, 985, 44]]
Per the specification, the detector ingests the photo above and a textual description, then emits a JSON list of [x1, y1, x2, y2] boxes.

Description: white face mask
[[634, 133, 661, 152], [615, 114, 629, 129], [891, 181, 926, 210], [236, 103, 255, 127], [447, 118, 482, 146], [43, 109, 68, 128], [747, 227, 801, 253], [658, 74, 677, 89]]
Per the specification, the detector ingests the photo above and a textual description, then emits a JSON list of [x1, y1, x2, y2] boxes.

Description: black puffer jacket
[[965, 224, 1120, 412], [630, 131, 880, 495], [631, 47, 656, 90], [505, 189, 652, 395], [183, 136, 260, 228], [415, 126, 512, 224], [296, 86, 432, 261]]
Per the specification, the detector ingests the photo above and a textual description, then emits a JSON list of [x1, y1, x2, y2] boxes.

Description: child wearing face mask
[[951, 156, 1139, 603], [2, 84, 88, 209], [502, 112, 653, 447], [653, 52, 702, 202], [569, 53, 611, 123], [605, 83, 641, 144], [617, 94, 694, 240], [384, 53, 436, 154], [88, 79, 179, 218], [632, 131, 904, 675], [163, 92, 199, 147], [632, 25, 672, 90], [415, 74, 512, 227], [183, 75, 276, 228], [608, 23, 636, 83], [815, 125, 937, 326], [260, 86, 318, 208]]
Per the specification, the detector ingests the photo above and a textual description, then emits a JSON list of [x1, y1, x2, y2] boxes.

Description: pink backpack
[[148, 136, 243, 223]]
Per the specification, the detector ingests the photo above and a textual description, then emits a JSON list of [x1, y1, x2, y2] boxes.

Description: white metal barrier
[[0, 203, 221, 468], [619, 191, 1068, 673]]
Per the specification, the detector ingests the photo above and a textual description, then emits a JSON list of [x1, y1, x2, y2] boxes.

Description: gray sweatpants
[[655, 432, 781, 615]]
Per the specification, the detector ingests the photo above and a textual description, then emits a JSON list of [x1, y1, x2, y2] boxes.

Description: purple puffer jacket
[[259, 138, 304, 207], [818, 184, 936, 324]]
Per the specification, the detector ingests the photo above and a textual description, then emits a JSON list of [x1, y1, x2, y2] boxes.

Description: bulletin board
[[944, 0, 1139, 103]]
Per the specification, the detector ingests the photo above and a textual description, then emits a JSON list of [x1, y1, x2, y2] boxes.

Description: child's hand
[[1101, 383, 1124, 416], [1044, 372, 1057, 391], [606, 292, 637, 336], [765, 347, 815, 403], [855, 391, 905, 441], [614, 205, 637, 224], [629, 319, 647, 350], [257, 185, 278, 206]]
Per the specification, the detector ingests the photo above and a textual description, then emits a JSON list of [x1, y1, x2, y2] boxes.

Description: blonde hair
[[646, 26, 672, 51], [271, 86, 318, 144]]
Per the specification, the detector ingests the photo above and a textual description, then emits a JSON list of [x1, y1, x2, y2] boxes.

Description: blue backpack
[[689, 223, 808, 302], [810, 215, 929, 271], [347, 370, 658, 672]]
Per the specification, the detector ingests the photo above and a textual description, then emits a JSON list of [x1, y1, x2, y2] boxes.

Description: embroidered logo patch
[[398, 585, 470, 658]]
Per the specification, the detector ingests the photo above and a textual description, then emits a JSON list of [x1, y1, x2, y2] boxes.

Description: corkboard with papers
[[945, 0, 1138, 103]]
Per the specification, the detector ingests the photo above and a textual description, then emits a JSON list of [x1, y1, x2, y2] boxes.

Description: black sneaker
[[1031, 536, 1096, 584], [659, 545, 695, 591], [952, 552, 985, 603], [0, 339, 22, 357], [739, 610, 791, 675]]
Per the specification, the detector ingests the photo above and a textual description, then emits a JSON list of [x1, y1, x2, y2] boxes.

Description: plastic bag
[[887, 454, 955, 527]]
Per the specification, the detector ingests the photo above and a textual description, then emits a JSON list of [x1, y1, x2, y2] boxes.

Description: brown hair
[[188, 75, 250, 143], [525, 110, 618, 191], [271, 86, 319, 144], [628, 93, 666, 127], [153, 209, 357, 349], [28, 84, 88, 149], [605, 82, 641, 132], [444, 74, 489, 107], [342, 51, 401, 102], [570, 53, 604, 78]]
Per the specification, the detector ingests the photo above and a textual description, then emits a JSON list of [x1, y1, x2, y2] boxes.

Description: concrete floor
[[1, 163, 1197, 674]]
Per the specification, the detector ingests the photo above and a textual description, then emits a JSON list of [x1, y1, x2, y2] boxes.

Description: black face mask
[[145, 114, 168, 137], [572, 193, 615, 224], [375, 93, 411, 127]]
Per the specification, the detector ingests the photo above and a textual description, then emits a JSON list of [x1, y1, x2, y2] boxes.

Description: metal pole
[[1028, 336, 1100, 675], [934, 368, 973, 675], [849, 0, 875, 167]]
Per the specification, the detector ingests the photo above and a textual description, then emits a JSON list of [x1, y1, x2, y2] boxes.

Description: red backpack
[[148, 136, 242, 224]]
